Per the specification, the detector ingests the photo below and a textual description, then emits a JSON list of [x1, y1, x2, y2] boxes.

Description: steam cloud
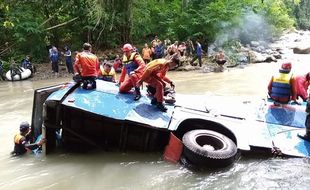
[[212, 10, 273, 49]]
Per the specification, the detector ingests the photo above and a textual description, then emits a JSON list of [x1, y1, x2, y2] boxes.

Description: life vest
[[13, 134, 28, 155], [99, 66, 115, 82], [271, 72, 293, 98], [14, 134, 23, 144], [122, 53, 138, 74]]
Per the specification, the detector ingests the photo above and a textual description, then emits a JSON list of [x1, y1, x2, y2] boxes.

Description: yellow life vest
[[14, 134, 23, 144], [271, 72, 293, 98], [122, 52, 138, 74], [122, 52, 136, 63], [99, 66, 116, 82], [273, 72, 292, 84]]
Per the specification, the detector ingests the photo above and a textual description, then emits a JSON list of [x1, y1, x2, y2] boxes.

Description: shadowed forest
[[0, 0, 309, 66]]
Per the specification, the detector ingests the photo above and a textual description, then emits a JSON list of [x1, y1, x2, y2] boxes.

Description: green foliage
[[291, 0, 310, 29], [0, 0, 301, 64]]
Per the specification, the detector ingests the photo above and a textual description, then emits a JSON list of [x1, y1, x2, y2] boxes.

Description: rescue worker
[[295, 72, 310, 102], [299, 95, 310, 141], [98, 62, 116, 83], [137, 55, 179, 112], [11, 121, 45, 156], [74, 43, 100, 90], [267, 61, 297, 104], [119, 43, 145, 101]]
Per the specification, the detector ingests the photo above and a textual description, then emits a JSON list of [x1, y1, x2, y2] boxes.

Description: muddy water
[[1, 56, 310, 190]]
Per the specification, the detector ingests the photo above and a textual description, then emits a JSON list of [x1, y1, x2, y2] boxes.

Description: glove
[[170, 81, 175, 89]]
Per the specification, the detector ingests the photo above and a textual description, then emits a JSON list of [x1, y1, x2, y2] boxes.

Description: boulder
[[273, 53, 282, 59], [176, 64, 197, 71], [250, 41, 260, 47], [293, 47, 310, 54], [265, 56, 277, 63], [248, 51, 267, 63]]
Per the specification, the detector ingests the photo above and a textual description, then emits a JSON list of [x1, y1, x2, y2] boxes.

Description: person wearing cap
[[98, 62, 116, 83], [295, 72, 310, 102], [11, 121, 45, 156], [268, 61, 297, 104], [119, 43, 145, 100], [74, 43, 100, 90], [136, 55, 179, 112]]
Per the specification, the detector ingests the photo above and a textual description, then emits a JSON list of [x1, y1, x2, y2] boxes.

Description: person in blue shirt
[[155, 42, 164, 59], [63, 46, 74, 74], [49, 47, 60, 74], [191, 40, 202, 67], [21, 55, 35, 74]]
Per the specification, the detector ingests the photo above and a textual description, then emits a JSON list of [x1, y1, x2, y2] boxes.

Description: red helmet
[[122, 43, 134, 52], [281, 61, 292, 70]]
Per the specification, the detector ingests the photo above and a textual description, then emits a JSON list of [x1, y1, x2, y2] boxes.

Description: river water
[[1, 54, 310, 190]]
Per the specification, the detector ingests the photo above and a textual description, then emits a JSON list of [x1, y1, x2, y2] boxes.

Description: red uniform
[[139, 59, 172, 102], [295, 74, 310, 101], [119, 52, 145, 93], [74, 51, 99, 77]]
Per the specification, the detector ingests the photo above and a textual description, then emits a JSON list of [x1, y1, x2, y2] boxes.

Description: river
[[1, 54, 310, 190]]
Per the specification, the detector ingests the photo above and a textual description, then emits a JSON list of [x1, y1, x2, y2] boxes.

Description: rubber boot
[[157, 102, 167, 112], [134, 87, 141, 101]]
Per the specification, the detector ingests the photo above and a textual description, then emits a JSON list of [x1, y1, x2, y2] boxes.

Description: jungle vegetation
[[0, 0, 308, 63]]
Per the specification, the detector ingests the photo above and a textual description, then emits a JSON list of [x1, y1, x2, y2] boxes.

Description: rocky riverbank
[[7, 29, 310, 82]]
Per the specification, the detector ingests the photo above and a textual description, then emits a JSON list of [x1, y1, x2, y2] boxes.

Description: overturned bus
[[31, 80, 310, 168]]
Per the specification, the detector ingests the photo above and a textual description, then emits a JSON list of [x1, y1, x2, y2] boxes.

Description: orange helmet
[[122, 43, 134, 52]]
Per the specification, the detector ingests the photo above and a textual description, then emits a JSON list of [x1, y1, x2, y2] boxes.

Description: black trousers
[[82, 76, 96, 90], [52, 61, 59, 73]]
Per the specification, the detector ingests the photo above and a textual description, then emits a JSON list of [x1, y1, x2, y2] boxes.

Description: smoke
[[211, 10, 273, 50]]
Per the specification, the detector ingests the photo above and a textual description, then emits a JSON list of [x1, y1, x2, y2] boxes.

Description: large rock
[[293, 47, 310, 54], [248, 51, 267, 63]]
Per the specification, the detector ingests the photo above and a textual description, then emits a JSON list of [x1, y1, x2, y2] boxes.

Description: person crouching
[[119, 43, 145, 100], [267, 61, 298, 104], [98, 62, 116, 83], [73, 43, 100, 90], [137, 54, 178, 112]]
